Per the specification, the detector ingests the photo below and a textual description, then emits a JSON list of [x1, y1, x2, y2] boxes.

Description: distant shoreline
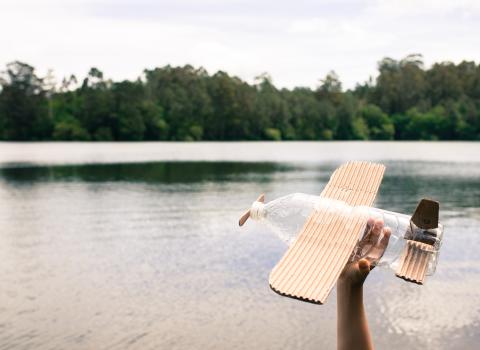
[[1, 142, 479, 169]]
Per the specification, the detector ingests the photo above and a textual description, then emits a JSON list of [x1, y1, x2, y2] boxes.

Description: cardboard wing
[[269, 162, 385, 304]]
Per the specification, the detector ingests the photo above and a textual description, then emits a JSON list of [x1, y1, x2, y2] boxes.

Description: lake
[[0, 141, 479, 350]]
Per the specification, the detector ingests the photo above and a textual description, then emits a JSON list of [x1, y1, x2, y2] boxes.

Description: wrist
[[337, 278, 364, 313], [337, 277, 364, 294]]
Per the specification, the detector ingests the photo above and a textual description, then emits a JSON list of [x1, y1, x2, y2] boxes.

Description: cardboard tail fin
[[411, 198, 439, 230], [396, 199, 439, 284]]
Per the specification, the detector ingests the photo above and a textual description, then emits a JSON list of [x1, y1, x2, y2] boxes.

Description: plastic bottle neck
[[250, 201, 266, 220]]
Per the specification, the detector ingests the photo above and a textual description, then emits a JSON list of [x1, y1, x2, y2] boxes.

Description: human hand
[[338, 218, 391, 288]]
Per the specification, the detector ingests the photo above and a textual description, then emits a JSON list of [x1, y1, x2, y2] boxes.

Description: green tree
[[144, 65, 212, 140], [335, 93, 361, 139], [373, 54, 427, 114], [78, 67, 115, 140], [0, 61, 51, 140], [141, 101, 168, 140], [400, 106, 453, 140], [358, 104, 394, 140], [254, 74, 291, 141], [112, 80, 146, 140], [52, 116, 90, 140], [1, 56, 480, 142]]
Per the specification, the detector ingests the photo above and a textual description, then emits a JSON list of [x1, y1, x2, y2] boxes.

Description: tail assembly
[[396, 199, 441, 284]]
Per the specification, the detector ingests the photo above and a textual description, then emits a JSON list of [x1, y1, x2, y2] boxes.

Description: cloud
[[0, 0, 479, 89]]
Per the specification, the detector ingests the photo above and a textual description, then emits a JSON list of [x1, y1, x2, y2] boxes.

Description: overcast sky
[[1, 0, 480, 89]]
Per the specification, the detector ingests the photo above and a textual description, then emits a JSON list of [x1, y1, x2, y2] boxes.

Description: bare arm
[[336, 219, 391, 350]]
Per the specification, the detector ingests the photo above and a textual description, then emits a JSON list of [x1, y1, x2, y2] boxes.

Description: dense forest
[[0, 54, 479, 141]]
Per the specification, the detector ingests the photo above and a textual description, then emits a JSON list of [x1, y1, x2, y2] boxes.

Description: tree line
[[0, 54, 479, 141]]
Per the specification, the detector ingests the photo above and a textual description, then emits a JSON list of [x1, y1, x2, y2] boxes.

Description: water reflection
[[0, 161, 293, 184], [0, 147, 479, 350]]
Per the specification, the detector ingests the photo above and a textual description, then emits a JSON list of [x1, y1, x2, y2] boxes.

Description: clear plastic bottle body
[[256, 193, 318, 245], [250, 193, 443, 276]]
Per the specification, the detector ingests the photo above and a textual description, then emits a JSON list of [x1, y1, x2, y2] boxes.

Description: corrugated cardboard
[[396, 240, 434, 284], [269, 162, 385, 304]]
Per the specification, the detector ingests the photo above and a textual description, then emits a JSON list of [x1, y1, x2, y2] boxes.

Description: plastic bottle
[[241, 193, 443, 276]]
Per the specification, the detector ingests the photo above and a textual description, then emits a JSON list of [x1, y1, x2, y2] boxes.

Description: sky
[[1, 0, 480, 89]]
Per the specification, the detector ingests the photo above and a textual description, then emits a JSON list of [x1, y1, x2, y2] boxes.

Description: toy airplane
[[239, 161, 442, 304]]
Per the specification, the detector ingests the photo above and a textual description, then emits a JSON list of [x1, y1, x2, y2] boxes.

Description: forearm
[[336, 280, 373, 350]]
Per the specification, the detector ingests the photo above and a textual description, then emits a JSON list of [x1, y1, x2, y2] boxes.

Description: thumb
[[358, 258, 371, 278]]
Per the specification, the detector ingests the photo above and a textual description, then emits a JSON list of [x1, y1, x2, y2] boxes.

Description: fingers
[[364, 223, 392, 266], [361, 217, 375, 239], [354, 217, 392, 266], [341, 217, 392, 287], [362, 218, 383, 242], [367, 217, 375, 228], [358, 218, 383, 256], [377, 227, 391, 252], [371, 218, 384, 239]]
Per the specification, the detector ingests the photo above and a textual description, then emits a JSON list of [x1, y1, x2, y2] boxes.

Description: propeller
[[238, 194, 265, 226]]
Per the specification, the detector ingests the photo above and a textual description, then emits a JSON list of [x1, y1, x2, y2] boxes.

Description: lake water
[[0, 142, 479, 350]]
